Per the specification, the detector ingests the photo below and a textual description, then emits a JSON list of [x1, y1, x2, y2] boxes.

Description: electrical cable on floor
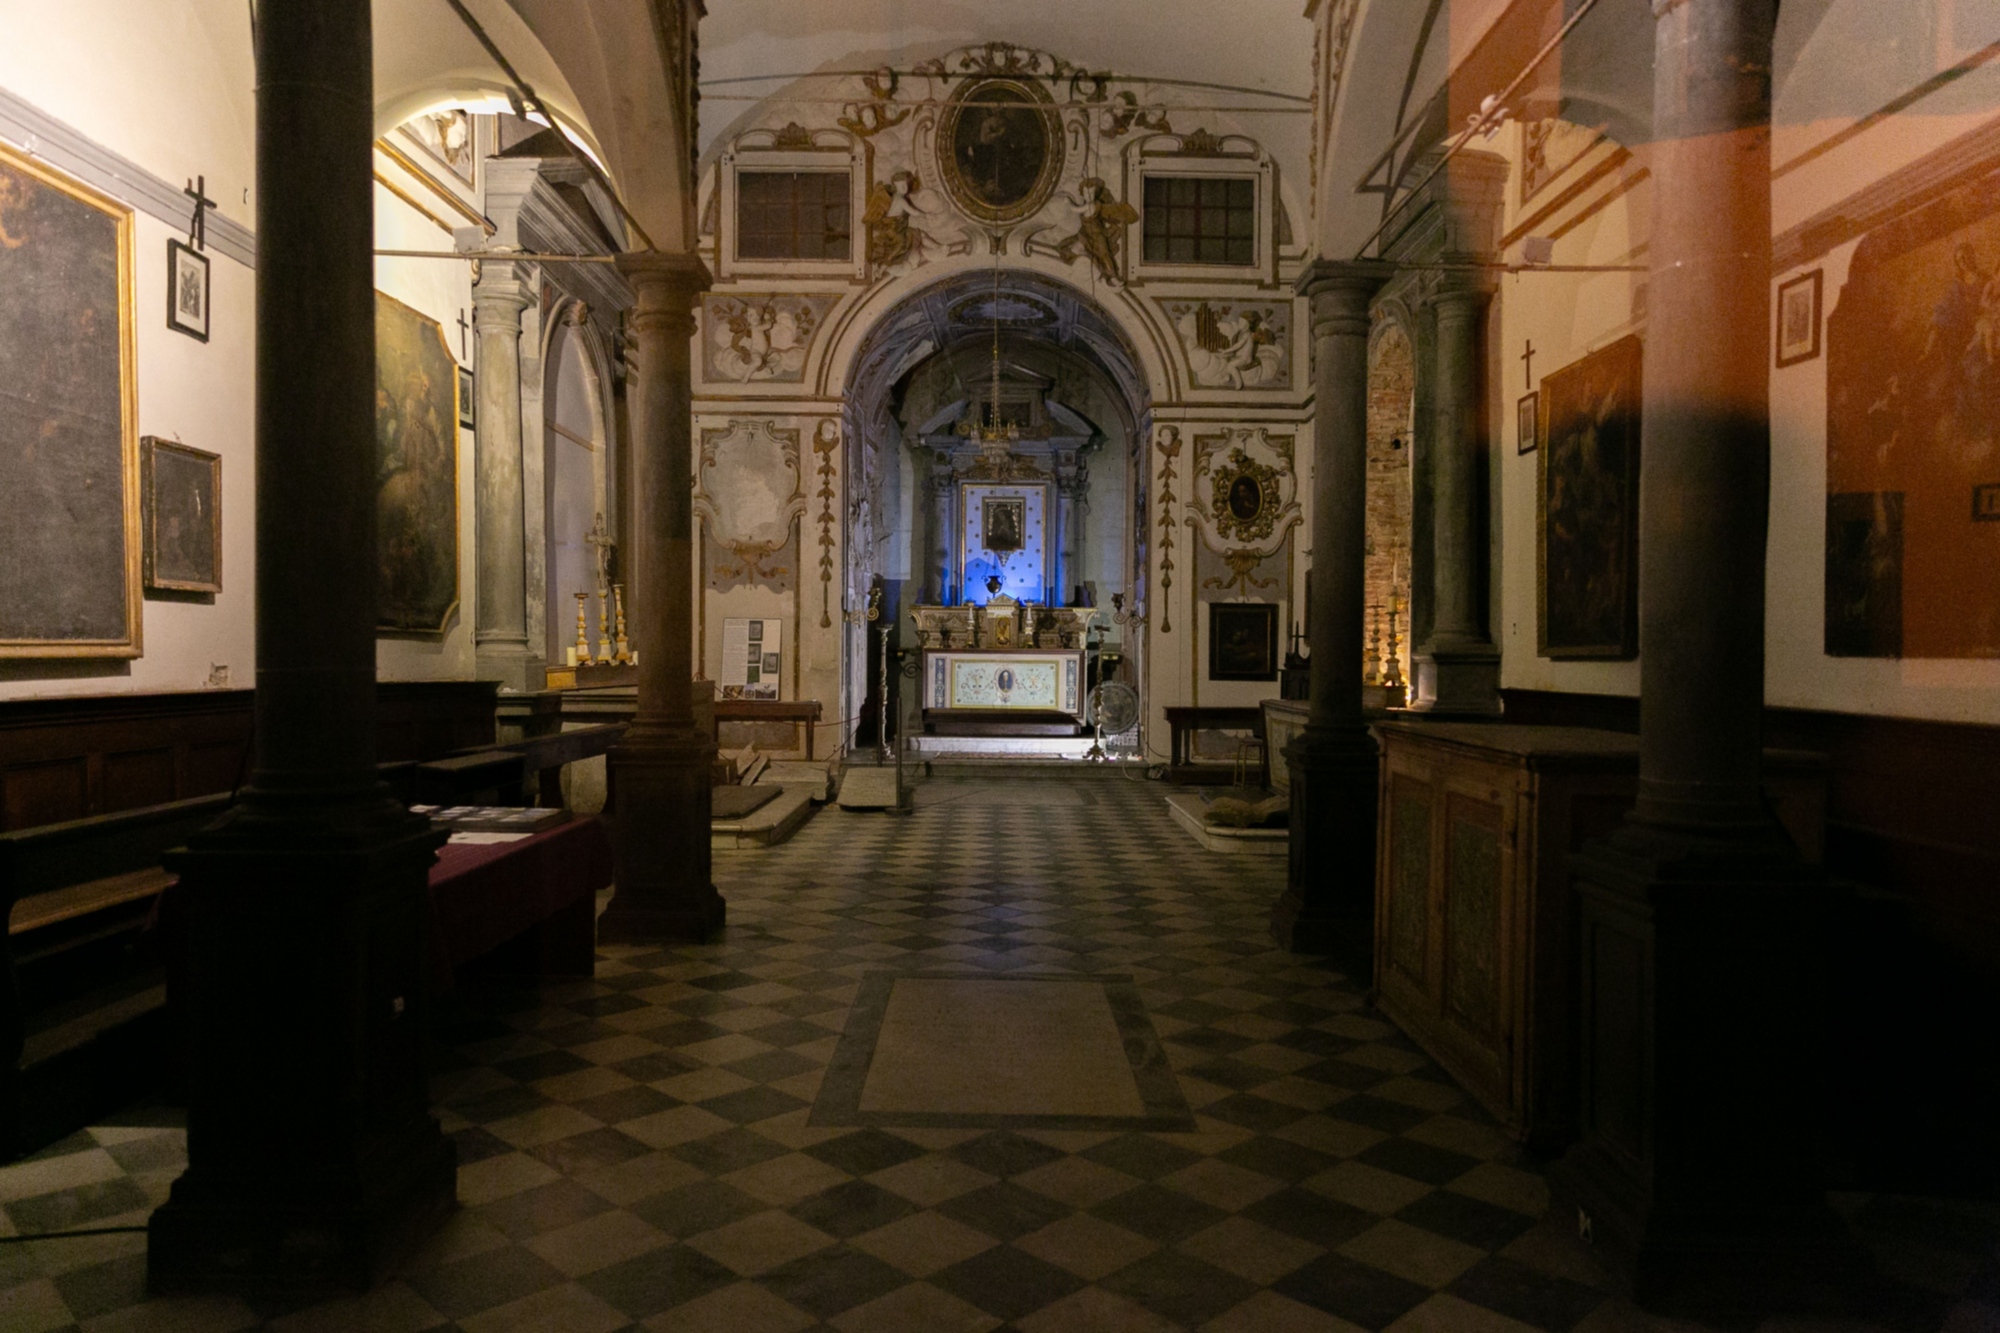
[[0, 1225, 149, 1244]]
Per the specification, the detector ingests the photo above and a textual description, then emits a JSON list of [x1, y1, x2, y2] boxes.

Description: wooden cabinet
[[1371, 721, 1824, 1154]]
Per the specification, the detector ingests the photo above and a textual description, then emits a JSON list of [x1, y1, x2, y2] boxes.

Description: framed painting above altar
[[1537, 335, 1642, 659]]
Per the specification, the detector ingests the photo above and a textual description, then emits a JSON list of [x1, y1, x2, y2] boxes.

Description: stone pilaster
[[148, 0, 453, 1291], [1275, 259, 1391, 970], [598, 252, 724, 943], [931, 469, 955, 604], [1054, 460, 1086, 604], [1553, 0, 1859, 1310], [1406, 150, 1505, 716], [472, 265, 537, 692]]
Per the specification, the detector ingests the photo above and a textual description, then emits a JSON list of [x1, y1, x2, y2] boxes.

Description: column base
[[1407, 643, 1501, 716], [601, 726, 726, 944], [474, 644, 542, 694], [1273, 725, 1379, 978], [1551, 820, 1866, 1316], [148, 799, 455, 1294]]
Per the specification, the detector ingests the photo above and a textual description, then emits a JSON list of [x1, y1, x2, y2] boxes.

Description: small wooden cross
[[183, 175, 215, 250], [457, 309, 471, 359], [1520, 339, 1536, 392]]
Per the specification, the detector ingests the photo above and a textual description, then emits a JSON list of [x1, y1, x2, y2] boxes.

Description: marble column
[[1053, 461, 1085, 604], [1409, 272, 1501, 713], [148, 0, 453, 1291], [1554, 0, 1857, 1309], [598, 252, 725, 943], [1275, 259, 1391, 969], [472, 265, 537, 692], [931, 469, 955, 603]]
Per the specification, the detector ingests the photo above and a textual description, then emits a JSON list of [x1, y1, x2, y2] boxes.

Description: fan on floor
[[1084, 681, 1140, 761]]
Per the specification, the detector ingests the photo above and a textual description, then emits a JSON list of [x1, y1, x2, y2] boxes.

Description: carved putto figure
[[1050, 178, 1138, 285], [864, 171, 970, 274], [1180, 304, 1285, 388], [711, 300, 817, 382]]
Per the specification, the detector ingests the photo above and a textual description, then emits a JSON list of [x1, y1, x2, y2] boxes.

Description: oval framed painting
[[938, 77, 1064, 225]]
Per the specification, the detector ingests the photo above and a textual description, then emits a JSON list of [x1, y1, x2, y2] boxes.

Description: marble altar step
[[908, 735, 1097, 759], [712, 786, 817, 848], [1164, 790, 1288, 856], [835, 763, 906, 811]]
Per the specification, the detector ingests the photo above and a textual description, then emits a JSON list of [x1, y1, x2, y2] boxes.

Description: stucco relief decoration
[[696, 420, 807, 591], [813, 419, 839, 628], [863, 172, 973, 274], [703, 294, 837, 383], [1190, 428, 1298, 596], [1165, 299, 1290, 389], [1155, 426, 1184, 634]]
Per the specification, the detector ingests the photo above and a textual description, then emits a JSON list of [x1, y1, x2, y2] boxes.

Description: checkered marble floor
[[3, 771, 1997, 1332]]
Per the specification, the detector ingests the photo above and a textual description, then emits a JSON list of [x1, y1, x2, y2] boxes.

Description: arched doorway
[[836, 269, 1153, 752]]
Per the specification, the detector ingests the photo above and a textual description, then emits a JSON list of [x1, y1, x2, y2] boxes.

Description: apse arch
[[831, 265, 1160, 730]]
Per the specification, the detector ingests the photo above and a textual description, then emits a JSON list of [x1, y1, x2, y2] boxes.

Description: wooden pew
[[0, 793, 229, 1157]]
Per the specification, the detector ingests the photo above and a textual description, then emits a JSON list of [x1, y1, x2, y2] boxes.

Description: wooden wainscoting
[[0, 682, 499, 833]]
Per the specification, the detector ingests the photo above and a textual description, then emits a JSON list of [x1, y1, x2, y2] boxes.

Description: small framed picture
[[1208, 601, 1279, 682], [167, 239, 209, 342], [1776, 268, 1823, 367], [457, 365, 475, 429], [142, 437, 222, 593], [1517, 391, 1540, 454]]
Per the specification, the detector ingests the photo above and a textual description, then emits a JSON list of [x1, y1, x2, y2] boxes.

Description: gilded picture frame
[[374, 290, 463, 636], [937, 76, 1064, 226], [0, 141, 142, 659], [142, 438, 222, 594]]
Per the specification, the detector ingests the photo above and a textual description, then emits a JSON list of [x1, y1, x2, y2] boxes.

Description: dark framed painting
[[167, 238, 209, 342], [1517, 391, 1539, 454], [457, 365, 475, 429], [982, 496, 1025, 552], [142, 438, 221, 593], [0, 142, 141, 659], [1537, 335, 1642, 659], [938, 77, 1063, 224], [1776, 268, 1822, 368], [375, 291, 462, 635], [1209, 600, 1279, 681]]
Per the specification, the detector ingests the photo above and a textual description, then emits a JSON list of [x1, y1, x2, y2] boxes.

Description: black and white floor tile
[[1, 772, 1995, 1332]]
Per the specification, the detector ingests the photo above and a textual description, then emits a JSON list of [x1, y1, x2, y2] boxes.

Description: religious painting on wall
[[142, 438, 221, 594], [938, 78, 1062, 224], [456, 366, 474, 430], [402, 108, 477, 188], [1517, 391, 1539, 454], [1776, 269, 1822, 368], [166, 239, 209, 342], [375, 291, 461, 635], [0, 144, 141, 658], [1537, 334, 1642, 659], [1825, 169, 2000, 658], [982, 497, 1025, 552], [1208, 601, 1278, 681]]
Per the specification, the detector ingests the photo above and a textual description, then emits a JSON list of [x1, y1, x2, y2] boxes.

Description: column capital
[[1297, 258, 1392, 337], [1425, 266, 1500, 312], [471, 273, 534, 328], [617, 250, 712, 302]]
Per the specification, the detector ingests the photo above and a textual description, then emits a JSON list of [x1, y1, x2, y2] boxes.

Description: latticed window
[[736, 171, 851, 260], [1142, 176, 1256, 265]]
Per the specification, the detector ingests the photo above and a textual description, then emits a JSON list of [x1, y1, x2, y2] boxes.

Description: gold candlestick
[[573, 593, 593, 666], [1384, 591, 1406, 703], [596, 586, 611, 663], [612, 583, 632, 663]]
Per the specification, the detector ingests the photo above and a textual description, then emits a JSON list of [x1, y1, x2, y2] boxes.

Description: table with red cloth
[[426, 814, 610, 989]]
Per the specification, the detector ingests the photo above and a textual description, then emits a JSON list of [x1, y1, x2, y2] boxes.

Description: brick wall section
[[1365, 324, 1414, 683]]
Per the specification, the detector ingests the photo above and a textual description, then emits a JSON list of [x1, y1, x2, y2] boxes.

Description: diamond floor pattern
[[0, 771, 1994, 1332]]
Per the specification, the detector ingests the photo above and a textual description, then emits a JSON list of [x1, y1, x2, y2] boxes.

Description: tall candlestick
[[596, 586, 611, 663], [574, 592, 594, 666], [613, 583, 632, 664]]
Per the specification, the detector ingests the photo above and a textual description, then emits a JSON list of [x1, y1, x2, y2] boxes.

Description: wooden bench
[[0, 793, 230, 1157]]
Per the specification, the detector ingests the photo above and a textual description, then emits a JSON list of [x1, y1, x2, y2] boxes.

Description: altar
[[913, 596, 1089, 729]]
